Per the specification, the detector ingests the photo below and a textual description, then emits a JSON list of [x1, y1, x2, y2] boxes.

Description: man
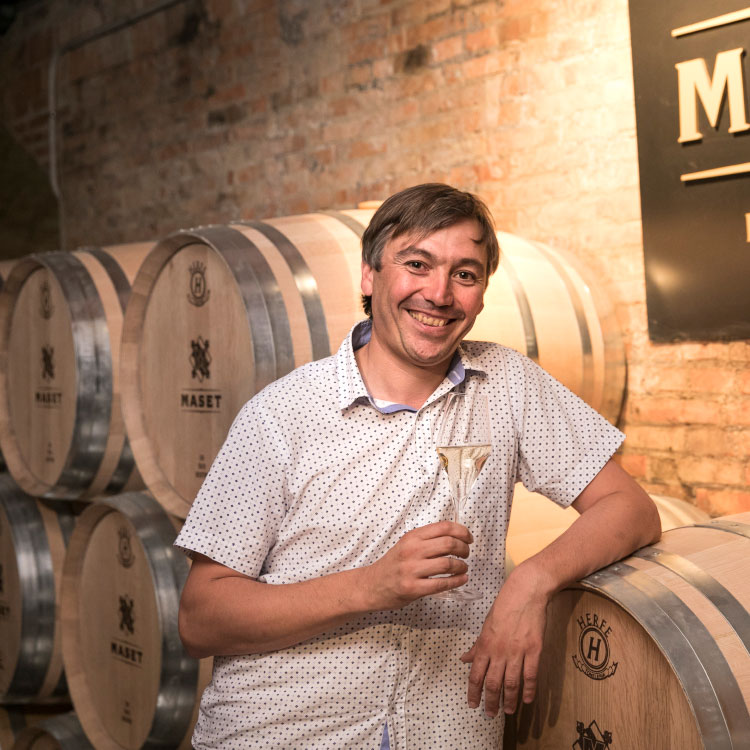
[[176, 183, 660, 749]]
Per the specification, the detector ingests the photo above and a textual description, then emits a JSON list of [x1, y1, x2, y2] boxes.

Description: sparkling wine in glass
[[433, 392, 491, 602]]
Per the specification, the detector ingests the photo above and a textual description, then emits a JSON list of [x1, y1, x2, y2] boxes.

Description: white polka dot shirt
[[176, 321, 624, 749]]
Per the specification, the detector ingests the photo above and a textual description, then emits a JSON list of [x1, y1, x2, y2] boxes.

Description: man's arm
[[462, 458, 661, 717], [178, 521, 473, 658]]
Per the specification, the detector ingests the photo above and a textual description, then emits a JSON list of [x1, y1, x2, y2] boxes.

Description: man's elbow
[[178, 598, 214, 660], [640, 491, 662, 547]]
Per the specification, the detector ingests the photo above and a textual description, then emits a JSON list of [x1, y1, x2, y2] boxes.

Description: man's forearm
[[513, 485, 661, 599], [178, 521, 474, 658], [179, 564, 373, 659]]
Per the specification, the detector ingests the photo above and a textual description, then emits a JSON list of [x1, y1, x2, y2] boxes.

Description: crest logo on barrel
[[187, 261, 210, 306], [573, 720, 612, 750], [41, 346, 55, 381], [572, 612, 618, 680], [190, 336, 212, 382], [40, 279, 54, 319], [117, 526, 135, 568]]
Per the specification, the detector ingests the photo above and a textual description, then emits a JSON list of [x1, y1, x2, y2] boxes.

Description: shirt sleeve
[[174, 398, 289, 577], [507, 353, 625, 506]]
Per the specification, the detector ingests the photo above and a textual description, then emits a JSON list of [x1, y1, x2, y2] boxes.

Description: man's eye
[[456, 271, 477, 281], [407, 261, 424, 270]]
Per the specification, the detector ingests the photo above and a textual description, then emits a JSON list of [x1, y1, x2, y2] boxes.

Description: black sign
[[629, 1, 750, 341]]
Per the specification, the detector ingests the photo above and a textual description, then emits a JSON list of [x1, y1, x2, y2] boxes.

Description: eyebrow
[[394, 246, 486, 273]]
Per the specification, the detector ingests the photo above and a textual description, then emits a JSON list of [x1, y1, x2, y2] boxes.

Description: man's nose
[[423, 271, 453, 306]]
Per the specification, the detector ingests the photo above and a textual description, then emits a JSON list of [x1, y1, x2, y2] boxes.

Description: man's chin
[[404, 344, 456, 370]]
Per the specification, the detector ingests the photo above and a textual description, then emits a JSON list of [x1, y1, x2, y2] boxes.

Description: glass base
[[431, 585, 483, 602]]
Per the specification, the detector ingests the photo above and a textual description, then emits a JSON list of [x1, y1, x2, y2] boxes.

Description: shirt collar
[[336, 319, 486, 413]]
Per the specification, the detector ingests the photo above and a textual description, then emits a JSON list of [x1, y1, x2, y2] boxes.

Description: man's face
[[361, 219, 487, 373]]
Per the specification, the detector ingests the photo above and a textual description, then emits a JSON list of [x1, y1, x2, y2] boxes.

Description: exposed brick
[[432, 35, 463, 63], [465, 26, 498, 54], [461, 53, 502, 79], [348, 139, 387, 158], [694, 488, 750, 516], [677, 457, 745, 487], [737, 370, 750, 395], [2, 0, 746, 511], [687, 368, 735, 394], [617, 452, 648, 478]]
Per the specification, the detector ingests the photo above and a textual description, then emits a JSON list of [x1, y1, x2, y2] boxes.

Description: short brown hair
[[360, 183, 499, 317]]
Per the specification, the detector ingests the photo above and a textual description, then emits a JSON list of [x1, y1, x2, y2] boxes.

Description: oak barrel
[[11, 712, 93, 750], [60, 492, 210, 750], [504, 511, 750, 750], [0, 707, 71, 750], [121, 213, 625, 518], [0, 259, 16, 470], [0, 475, 76, 704], [505, 485, 710, 569], [0, 245, 151, 500], [0, 259, 16, 286]]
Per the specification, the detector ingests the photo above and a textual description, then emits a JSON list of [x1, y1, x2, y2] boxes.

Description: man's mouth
[[408, 310, 450, 327]]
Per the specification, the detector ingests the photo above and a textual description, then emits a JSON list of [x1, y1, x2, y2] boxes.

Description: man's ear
[[361, 260, 374, 296]]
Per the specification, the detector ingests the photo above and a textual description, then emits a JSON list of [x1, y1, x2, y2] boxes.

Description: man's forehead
[[390, 219, 482, 246]]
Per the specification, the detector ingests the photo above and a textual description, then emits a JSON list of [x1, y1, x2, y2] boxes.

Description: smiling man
[[176, 183, 660, 750]]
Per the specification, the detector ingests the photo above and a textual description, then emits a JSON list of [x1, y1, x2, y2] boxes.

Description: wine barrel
[[121, 213, 625, 518], [0, 259, 18, 471], [0, 707, 72, 750], [472, 232, 625, 428], [0, 245, 151, 500], [60, 492, 210, 750], [11, 712, 93, 750], [0, 475, 76, 704], [0, 259, 17, 285], [505, 485, 710, 570], [504, 512, 750, 750]]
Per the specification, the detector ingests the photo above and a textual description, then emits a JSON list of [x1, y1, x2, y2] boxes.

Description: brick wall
[[1, 0, 748, 514]]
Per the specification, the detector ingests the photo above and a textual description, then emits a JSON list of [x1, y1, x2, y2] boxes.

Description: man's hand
[[362, 521, 474, 610], [460, 459, 661, 717], [461, 562, 552, 716]]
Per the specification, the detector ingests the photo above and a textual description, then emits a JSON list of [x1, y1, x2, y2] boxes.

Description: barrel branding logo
[[119, 594, 135, 635], [41, 345, 55, 381], [190, 336, 212, 382], [187, 261, 210, 306], [572, 612, 618, 680], [117, 526, 134, 568], [39, 279, 54, 319], [111, 594, 144, 667], [573, 720, 612, 749]]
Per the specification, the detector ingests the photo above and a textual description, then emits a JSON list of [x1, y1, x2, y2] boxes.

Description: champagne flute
[[433, 392, 491, 602]]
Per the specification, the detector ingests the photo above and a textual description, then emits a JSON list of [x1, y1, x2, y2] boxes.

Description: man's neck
[[354, 337, 453, 410]]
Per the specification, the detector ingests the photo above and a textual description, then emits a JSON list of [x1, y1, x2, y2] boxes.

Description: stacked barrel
[[0, 245, 209, 749], [0, 207, 738, 749]]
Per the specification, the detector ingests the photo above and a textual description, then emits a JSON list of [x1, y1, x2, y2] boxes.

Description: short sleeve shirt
[[175, 321, 624, 750]]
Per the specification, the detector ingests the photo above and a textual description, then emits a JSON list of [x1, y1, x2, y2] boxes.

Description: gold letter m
[[676, 48, 750, 143]]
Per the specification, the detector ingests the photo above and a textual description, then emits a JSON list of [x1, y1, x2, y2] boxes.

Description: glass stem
[[451, 495, 462, 524]]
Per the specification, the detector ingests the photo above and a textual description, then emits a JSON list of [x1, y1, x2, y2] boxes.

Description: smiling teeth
[[410, 311, 448, 327]]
